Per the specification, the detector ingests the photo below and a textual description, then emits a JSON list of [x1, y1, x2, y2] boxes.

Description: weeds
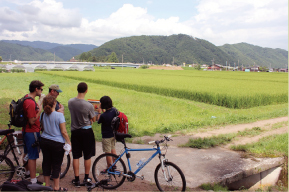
[[200, 183, 228, 191]]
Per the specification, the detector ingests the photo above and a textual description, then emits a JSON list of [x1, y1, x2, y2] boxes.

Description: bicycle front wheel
[[0, 155, 15, 188], [154, 161, 186, 191], [92, 153, 127, 189]]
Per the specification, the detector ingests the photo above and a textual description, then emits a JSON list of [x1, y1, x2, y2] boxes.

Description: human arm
[[28, 103, 42, 125], [59, 122, 71, 146], [96, 104, 103, 121]]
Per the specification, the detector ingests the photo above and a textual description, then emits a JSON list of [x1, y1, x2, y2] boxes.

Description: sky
[[0, 0, 288, 50]]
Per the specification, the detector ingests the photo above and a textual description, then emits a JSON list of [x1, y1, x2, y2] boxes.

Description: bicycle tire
[[59, 153, 70, 179], [154, 161, 186, 191], [92, 153, 127, 189], [0, 155, 15, 188], [4, 144, 26, 167], [6, 144, 70, 180]]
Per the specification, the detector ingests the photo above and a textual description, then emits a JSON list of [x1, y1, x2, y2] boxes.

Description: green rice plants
[[40, 69, 288, 109], [0, 72, 287, 137]]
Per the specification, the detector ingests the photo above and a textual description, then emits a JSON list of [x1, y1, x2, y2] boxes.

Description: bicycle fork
[[160, 156, 173, 182]]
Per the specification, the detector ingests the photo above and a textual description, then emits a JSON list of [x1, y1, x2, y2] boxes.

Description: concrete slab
[[74, 142, 284, 189]]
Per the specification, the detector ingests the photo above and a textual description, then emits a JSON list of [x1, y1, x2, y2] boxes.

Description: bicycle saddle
[[0, 129, 14, 135], [115, 133, 132, 142]]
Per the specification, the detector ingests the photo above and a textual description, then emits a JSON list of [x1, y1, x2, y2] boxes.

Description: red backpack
[[111, 108, 128, 134]]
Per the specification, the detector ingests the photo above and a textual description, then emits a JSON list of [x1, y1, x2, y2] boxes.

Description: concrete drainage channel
[[219, 157, 285, 190]]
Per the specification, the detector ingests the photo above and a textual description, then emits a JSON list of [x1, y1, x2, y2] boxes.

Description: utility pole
[[238, 60, 239, 71], [226, 61, 227, 71], [172, 57, 174, 66], [122, 54, 124, 69]]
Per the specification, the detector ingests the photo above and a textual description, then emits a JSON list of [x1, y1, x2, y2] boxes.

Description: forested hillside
[[77, 34, 287, 68], [1, 40, 97, 61], [219, 43, 288, 68], [80, 34, 235, 65], [0, 41, 63, 61]]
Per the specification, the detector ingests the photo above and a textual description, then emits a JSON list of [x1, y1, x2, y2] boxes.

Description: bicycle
[[91, 133, 186, 191], [3, 124, 71, 180]]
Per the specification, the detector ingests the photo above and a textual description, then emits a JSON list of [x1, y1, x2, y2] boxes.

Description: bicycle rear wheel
[[59, 154, 71, 179], [154, 161, 186, 191], [92, 153, 127, 189], [4, 144, 25, 167], [0, 155, 15, 188]]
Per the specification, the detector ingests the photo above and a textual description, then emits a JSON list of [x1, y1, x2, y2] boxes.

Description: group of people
[[22, 80, 117, 191]]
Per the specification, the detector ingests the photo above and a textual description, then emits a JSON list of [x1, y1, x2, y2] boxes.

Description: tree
[[194, 64, 201, 70], [0, 56, 2, 62], [107, 52, 119, 63], [79, 53, 87, 61]]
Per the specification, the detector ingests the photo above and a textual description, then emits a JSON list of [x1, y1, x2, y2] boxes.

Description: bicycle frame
[[110, 145, 163, 177]]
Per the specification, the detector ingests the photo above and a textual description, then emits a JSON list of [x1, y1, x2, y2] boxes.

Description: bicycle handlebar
[[148, 135, 172, 145]]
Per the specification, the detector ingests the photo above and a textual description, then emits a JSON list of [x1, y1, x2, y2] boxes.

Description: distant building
[[279, 68, 288, 72], [207, 64, 222, 71], [70, 57, 78, 62]]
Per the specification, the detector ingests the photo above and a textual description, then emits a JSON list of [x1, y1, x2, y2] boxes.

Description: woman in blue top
[[40, 95, 71, 191]]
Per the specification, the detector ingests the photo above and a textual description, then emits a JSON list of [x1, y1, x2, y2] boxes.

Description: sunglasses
[[38, 88, 43, 91]]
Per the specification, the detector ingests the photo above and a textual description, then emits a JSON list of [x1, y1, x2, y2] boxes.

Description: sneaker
[[71, 179, 81, 188], [83, 178, 92, 186]]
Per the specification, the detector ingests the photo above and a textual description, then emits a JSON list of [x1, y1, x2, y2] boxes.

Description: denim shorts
[[23, 132, 41, 160]]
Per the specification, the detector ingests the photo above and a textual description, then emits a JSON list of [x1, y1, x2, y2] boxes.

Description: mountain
[[1, 40, 98, 61], [48, 46, 84, 61], [219, 43, 288, 68], [78, 34, 287, 68], [0, 41, 63, 61], [83, 34, 235, 65]]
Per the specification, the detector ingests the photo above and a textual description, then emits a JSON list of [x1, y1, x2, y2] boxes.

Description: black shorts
[[40, 137, 64, 179], [71, 129, 95, 160]]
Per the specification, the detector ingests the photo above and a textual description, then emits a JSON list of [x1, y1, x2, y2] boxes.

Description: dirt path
[[37, 117, 287, 191], [133, 117, 288, 148]]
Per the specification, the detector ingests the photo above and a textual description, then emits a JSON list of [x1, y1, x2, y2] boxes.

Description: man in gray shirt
[[68, 82, 96, 187]]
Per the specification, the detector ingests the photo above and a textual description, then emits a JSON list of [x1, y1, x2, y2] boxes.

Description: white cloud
[[0, 0, 287, 50], [189, 0, 288, 49]]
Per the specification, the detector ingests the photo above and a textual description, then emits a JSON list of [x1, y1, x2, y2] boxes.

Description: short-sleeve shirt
[[68, 97, 95, 131], [41, 111, 66, 143], [98, 108, 116, 138], [22, 95, 40, 133]]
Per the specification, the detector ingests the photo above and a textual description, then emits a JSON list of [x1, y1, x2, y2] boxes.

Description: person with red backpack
[[96, 96, 117, 169]]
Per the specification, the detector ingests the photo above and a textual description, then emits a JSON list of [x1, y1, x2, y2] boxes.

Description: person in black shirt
[[97, 96, 117, 168]]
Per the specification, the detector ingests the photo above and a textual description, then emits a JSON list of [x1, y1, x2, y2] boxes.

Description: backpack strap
[[112, 107, 119, 116], [22, 95, 38, 132]]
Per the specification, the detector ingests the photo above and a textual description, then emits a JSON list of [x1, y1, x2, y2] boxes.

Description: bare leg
[[28, 159, 37, 179], [73, 159, 79, 177], [44, 176, 50, 186], [53, 177, 60, 190], [84, 159, 91, 175], [105, 153, 112, 168]]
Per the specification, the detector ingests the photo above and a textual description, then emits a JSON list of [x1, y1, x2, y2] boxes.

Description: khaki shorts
[[102, 137, 116, 153]]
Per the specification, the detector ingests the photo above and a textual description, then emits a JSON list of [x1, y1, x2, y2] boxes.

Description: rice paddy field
[[0, 68, 287, 139], [42, 69, 288, 108]]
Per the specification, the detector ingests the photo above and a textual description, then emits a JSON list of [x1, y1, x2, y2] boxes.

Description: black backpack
[[9, 95, 37, 127]]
